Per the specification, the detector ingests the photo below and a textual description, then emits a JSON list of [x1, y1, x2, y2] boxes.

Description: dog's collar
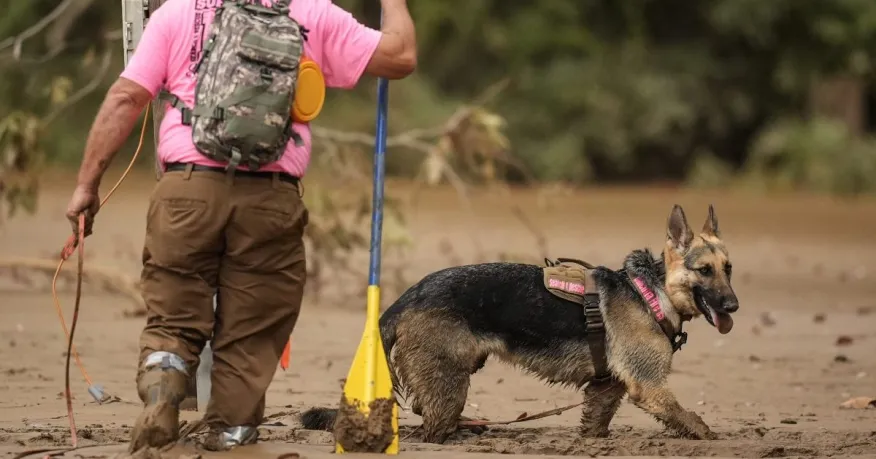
[[630, 275, 688, 352]]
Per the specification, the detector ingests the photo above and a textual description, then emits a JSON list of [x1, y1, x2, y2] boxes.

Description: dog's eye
[[724, 263, 733, 277], [698, 266, 713, 276]]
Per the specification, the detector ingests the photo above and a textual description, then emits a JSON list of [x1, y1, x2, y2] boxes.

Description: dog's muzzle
[[693, 287, 736, 334]]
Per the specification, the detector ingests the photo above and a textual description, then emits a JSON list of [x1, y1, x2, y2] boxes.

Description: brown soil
[[333, 397, 395, 453], [2, 169, 876, 458]]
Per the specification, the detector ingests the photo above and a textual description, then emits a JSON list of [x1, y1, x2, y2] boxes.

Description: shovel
[[333, 73, 398, 454]]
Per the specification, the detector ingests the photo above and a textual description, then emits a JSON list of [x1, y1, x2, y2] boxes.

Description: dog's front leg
[[579, 379, 626, 437], [627, 383, 715, 440]]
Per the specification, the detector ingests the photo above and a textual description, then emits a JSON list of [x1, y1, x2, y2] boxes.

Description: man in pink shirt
[[64, 0, 415, 452]]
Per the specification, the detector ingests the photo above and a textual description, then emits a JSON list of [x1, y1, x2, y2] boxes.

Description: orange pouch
[[291, 55, 326, 123]]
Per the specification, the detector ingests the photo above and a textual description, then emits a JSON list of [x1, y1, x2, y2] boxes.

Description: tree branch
[[41, 48, 113, 127], [0, 0, 79, 60]]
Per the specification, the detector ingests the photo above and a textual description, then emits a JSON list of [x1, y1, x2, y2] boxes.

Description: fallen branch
[[0, 257, 144, 310], [457, 401, 584, 427]]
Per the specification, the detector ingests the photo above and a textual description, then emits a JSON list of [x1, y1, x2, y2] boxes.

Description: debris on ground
[[839, 397, 875, 409]]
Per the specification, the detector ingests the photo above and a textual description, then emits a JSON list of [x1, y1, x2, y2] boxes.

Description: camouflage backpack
[[163, 0, 307, 171]]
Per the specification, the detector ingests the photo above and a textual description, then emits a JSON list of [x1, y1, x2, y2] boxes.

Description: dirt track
[[1, 170, 876, 458]]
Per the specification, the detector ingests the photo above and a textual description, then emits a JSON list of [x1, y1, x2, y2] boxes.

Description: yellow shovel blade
[[336, 285, 399, 454]]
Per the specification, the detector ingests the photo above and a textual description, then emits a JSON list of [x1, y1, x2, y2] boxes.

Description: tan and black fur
[[301, 204, 739, 443]]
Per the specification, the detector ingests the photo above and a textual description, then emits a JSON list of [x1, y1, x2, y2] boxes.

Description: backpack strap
[[157, 91, 194, 125]]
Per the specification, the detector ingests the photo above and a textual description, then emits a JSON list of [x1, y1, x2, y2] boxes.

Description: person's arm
[[75, 79, 153, 191], [76, 4, 171, 191], [364, 0, 416, 79], [66, 3, 171, 234], [317, 0, 415, 88]]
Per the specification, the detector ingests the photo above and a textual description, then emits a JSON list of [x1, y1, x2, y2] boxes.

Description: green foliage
[[0, 111, 44, 220], [744, 117, 876, 195]]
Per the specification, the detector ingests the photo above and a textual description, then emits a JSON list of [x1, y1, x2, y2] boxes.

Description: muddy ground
[[1, 169, 875, 458]]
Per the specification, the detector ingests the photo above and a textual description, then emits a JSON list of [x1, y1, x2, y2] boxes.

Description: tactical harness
[[542, 257, 688, 385]]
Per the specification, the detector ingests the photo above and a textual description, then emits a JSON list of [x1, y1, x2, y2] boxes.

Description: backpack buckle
[[260, 68, 274, 82], [180, 108, 193, 126]]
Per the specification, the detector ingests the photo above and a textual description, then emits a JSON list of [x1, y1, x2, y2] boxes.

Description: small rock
[[755, 427, 769, 437], [780, 418, 797, 424], [496, 378, 504, 384], [856, 371, 867, 379], [836, 335, 854, 346], [697, 400, 705, 406], [760, 312, 777, 327], [813, 313, 826, 324], [857, 306, 873, 316], [834, 354, 850, 363], [749, 355, 762, 362]]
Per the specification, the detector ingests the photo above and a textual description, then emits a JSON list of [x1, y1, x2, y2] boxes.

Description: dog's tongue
[[711, 310, 734, 334]]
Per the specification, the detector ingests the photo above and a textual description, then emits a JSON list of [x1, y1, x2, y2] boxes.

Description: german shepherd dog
[[302, 204, 739, 443]]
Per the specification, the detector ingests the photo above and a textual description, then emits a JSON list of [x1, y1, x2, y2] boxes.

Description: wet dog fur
[[301, 204, 739, 443]]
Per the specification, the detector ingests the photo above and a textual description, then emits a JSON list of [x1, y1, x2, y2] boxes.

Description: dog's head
[[662, 204, 739, 334]]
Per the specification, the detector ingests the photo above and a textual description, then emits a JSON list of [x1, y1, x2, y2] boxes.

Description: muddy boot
[[202, 426, 259, 451], [128, 352, 189, 453]]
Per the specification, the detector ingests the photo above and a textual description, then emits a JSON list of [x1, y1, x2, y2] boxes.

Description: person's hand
[[65, 185, 100, 239]]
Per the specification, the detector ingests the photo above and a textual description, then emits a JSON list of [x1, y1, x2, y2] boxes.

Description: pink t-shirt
[[121, 0, 382, 177]]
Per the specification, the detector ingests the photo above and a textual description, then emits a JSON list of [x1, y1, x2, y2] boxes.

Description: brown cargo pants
[[137, 163, 308, 429]]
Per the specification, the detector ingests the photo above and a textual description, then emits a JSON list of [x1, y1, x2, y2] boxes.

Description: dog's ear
[[701, 204, 719, 237], [667, 204, 693, 253]]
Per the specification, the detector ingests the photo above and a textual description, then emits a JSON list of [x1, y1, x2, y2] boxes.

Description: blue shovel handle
[[368, 76, 389, 287]]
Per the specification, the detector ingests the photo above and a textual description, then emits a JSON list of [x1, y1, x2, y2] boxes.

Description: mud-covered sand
[[1, 170, 875, 458]]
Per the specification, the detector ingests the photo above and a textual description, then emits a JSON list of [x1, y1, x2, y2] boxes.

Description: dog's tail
[[298, 303, 406, 432], [300, 407, 338, 431], [379, 301, 405, 395]]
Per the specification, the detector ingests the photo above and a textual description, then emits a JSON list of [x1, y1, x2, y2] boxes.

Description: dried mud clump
[[333, 397, 395, 453]]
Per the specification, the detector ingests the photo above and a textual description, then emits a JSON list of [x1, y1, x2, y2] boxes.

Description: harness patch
[[547, 278, 586, 295], [543, 261, 595, 304]]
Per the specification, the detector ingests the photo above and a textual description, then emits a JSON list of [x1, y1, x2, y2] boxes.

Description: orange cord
[[65, 213, 86, 447], [52, 107, 151, 445]]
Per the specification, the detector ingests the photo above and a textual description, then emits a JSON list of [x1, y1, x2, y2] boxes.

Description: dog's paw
[[463, 425, 489, 435], [457, 416, 489, 435], [684, 426, 717, 440]]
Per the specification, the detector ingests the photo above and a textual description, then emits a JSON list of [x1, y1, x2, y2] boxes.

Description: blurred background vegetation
[[3, 0, 876, 197]]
